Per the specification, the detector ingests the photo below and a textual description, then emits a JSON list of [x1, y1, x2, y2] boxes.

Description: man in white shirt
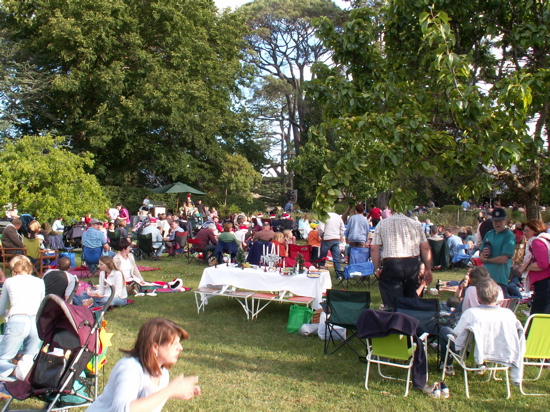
[[317, 212, 346, 279], [141, 218, 164, 259], [371, 212, 433, 310]]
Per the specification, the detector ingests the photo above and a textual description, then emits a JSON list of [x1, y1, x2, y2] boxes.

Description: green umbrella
[[151, 182, 206, 195]]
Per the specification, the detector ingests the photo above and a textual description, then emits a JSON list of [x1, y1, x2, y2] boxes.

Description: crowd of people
[[1, 196, 549, 406]]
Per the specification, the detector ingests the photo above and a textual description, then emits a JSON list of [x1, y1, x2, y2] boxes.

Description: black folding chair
[[323, 289, 371, 360], [395, 297, 440, 362]]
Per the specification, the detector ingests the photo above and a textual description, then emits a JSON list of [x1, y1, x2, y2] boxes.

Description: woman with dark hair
[[520, 219, 550, 314], [87, 318, 200, 411]]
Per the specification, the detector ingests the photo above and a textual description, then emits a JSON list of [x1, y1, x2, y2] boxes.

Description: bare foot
[[83, 298, 94, 308]]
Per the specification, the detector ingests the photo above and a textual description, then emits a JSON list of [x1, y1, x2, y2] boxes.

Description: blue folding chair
[[341, 261, 375, 288]]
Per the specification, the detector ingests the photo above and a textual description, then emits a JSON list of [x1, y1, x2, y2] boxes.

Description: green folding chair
[[323, 289, 370, 359], [520, 313, 550, 395]]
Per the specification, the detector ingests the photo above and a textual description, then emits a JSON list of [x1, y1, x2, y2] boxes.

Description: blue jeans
[[80, 292, 127, 309], [439, 326, 456, 366], [0, 315, 41, 377], [320, 240, 343, 277]]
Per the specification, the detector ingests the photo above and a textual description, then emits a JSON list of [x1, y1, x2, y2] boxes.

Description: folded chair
[[520, 313, 550, 395], [357, 309, 429, 396], [395, 297, 440, 361], [323, 289, 370, 359]]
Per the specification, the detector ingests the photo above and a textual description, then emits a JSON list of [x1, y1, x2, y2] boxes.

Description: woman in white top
[[87, 318, 200, 412], [0, 256, 45, 380], [113, 239, 145, 285], [81, 256, 128, 308]]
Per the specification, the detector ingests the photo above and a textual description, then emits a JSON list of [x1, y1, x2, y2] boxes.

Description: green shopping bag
[[286, 305, 314, 334]]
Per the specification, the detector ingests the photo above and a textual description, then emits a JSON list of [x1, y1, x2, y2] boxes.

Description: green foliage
[[0, 0, 253, 186], [209, 193, 265, 217], [308, 1, 550, 220], [0, 135, 109, 222], [440, 205, 460, 214]]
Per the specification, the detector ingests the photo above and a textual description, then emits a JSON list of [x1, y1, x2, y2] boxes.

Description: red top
[[368, 207, 382, 220]]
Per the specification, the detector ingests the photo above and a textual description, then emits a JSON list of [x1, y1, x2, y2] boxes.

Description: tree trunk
[[521, 190, 541, 221]]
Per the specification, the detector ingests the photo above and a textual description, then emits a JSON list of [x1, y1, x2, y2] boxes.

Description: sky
[[214, 0, 350, 11]]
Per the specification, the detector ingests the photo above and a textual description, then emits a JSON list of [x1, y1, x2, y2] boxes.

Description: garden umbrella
[[151, 182, 206, 211], [151, 182, 206, 195]]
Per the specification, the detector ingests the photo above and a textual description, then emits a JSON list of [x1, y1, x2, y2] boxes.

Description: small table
[[198, 266, 332, 310]]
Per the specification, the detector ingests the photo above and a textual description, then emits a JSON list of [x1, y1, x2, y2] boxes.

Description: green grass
[[1, 256, 546, 411]]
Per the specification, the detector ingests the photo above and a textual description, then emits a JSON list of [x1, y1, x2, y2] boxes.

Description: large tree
[[0, 135, 109, 222], [0, 0, 252, 186], [308, 0, 549, 219], [238, 0, 345, 193]]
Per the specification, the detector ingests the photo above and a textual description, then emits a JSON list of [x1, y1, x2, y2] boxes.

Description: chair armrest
[[418, 332, 429, 342]]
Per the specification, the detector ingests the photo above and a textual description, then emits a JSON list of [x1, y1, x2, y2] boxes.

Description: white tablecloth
[[199, 266, 332, 309]]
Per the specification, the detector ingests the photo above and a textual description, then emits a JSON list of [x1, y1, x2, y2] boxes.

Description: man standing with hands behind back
[[371, 211, 433, 310]]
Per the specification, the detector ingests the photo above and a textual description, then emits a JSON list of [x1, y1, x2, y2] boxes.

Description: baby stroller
[[2, 292, 114, 412]]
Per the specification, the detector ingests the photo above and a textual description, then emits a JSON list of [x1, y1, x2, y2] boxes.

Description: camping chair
[[323, 289, 371, 359], [442, 329, 512, 398], [520, 313, 550, 395], [395, 297, 440, 361], [187, 238, 203, 264], [214, 240, 239, 264], [137, 233, 158, 260], [429, 238, 450, 270], [106, 231, 123, 251], [451, 244, 471, 268], [341, 261, 375, 288], [349, 246, 370, 264], [498, 298, 521, 313], [357, 309, 429, 397], [0, 243, 26, 274], [81, 246, 102, 277], [246, 241, 271, 266], [22, 237, 58, 277], [172, 231, 188, 257]]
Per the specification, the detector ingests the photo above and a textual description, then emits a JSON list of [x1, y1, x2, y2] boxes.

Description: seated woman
[[80, 256, 128, 308], [87, 318, 200, 411], [28, 220, 46, 249], [272, 232, 288, 258], [217, 222, 241, 249], [455, 266, 503, 313], [113, 239, 146, 286], [0, 256, 44, 380]]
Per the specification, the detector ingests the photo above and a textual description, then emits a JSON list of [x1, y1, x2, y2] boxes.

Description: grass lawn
[[1, 255, 547, 411]]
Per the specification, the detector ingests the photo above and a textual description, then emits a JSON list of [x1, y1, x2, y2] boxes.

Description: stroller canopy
[[37, 295, 98, 352]]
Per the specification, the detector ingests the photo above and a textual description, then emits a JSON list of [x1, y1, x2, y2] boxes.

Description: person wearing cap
[[480, 207, 515, 296], [82, 218, 109, 251], [308, 222, 321, 261], [140, 218, 164, 260]]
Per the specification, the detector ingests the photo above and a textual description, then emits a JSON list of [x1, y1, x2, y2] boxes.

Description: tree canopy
[[0, 135, 110, 222], [306, 0, 550, 219], [0, 0, 255, 187]]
